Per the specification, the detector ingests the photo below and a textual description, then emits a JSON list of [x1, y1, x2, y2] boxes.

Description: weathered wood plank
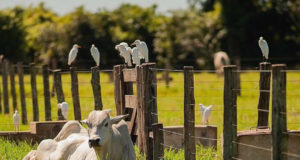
[[223, 65, 238, 160], [184, 66, 195, 160], [91, 66, 103, 110], [125, 95, 137, 108], [9, 63, 17, 111], [272, 64, 287, 160], [70, 67, 81, 120], [136, 65, 143, 153], [17, 62, 27, 124], [257, 62, 271, 129], [53, 69, 65, 120], [42, 65, 51, 121], [2, 60, 9, 114], [30, 63, 39, 121], [153, 123, 164, 160], [141, 63, 156, 160], [123, 69, 137, 82], [113, 65, 125, 115]]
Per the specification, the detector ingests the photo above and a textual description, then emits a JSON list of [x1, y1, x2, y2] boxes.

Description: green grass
[[1, 71, 300, 159], [0, 138, 38, 160]]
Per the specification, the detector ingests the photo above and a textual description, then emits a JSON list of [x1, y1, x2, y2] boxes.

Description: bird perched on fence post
[[115, 43, 132, 67], [58, 102, 69, 120], [199, 104, 212, 125], [68, 44, 81, 66], [13, 110, 20, 131], [90, 44, 100, 66], [131, 40, 149, 63], [258, 37, 269, 62]]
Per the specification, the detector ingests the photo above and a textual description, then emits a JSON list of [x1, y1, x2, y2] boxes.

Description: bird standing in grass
[[199, 104, 212, 125], [68, 44, 81, 66], [258, 37, 269, 62], [131, 40, 149, 63], [58, 102, 69, 120], [90, 44, 100, 66], [13, 110, 20, 131]]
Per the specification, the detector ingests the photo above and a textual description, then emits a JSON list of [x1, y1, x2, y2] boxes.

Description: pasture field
[[0, 70, 300, 159]]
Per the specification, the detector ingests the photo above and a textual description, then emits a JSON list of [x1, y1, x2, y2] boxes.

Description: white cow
[[214, 51, 230, 77], [23, 110, 135, 160]]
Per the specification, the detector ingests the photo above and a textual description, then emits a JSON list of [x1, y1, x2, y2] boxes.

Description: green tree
[[0, 7, 27, 62]]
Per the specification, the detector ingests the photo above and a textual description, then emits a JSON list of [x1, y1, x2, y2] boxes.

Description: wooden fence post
[[272, 64, 287, 160], [53, 69, 65, 120], [223, 65, 238, 160], [184, 66, 195, 160], [17, 62, 27, 124], [9, 63, 17, 111], [0, 62, 2, 113], [257, 62, 271, 129], [136, 65, 143, 153], [30, 63, 39, 121], [234, 57, 241, 96], [91, 66, 103, 110], [113, 65, 125, 115], [153, 123, 164, 160], [2, 60, 9, 114], [70, 67, 81, 120], [142, 63, 157, 160], [42, 65, 51, 121]]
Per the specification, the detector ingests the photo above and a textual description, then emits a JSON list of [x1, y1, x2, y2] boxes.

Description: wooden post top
[[184, 66, 193, 69], [259, 62, 271, 65], [223, 65, 237, 68], [272, 64, 287, 68], [52, 69, 61, 72]]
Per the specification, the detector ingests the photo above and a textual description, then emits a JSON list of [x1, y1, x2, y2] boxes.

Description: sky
[[0, 0, 189, 15]]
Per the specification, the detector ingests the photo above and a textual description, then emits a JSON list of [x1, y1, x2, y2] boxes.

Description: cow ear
[[110, 114, 129, 124], [80, 119, 88, 124], [103, 109, 112, 115]]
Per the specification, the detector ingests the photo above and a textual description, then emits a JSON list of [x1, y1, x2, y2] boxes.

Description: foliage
[[154, 3, 225, 69], [0, 1, 299, 68], [0, 7, 27, 62]]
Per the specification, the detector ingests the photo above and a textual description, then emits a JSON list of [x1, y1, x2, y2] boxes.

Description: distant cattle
[[23, 110, 135, 160], [214, 51, 230, 76]]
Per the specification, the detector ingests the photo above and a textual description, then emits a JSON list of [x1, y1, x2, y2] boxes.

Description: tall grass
[[0, 138, 38, 160]]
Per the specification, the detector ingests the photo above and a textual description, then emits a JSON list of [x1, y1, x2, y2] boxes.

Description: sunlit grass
[[0, 71, 300, 159]]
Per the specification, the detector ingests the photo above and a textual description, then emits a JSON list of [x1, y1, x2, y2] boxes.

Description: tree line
[[0, 0, 299, 69]]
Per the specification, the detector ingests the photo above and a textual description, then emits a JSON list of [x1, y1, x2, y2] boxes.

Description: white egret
[[258, 37, 269, 61], [131, 40, 149, 62], [115, 44, 132, 67], [130, 47, 141, 65], [68, 44, 81, 66], [120, 42, 129, 48], [199, 104, 212, 125], [13, 110, 20, 131], [61, 102, 69, 119], [90, 44, 100, 66]]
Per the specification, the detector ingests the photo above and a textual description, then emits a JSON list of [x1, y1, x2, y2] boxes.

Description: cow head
[[81, 110, 128, 148]]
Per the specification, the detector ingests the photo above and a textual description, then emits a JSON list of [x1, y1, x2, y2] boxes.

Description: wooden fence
[[0, 60, 299, 160]]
